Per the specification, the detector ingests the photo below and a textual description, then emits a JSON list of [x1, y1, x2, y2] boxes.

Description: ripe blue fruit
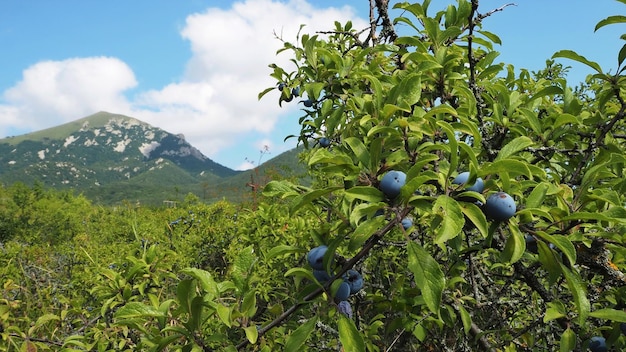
[[588, 336, 607, 352], [525, 235, 538, 254], [303, 99, 314, 107], [313, 270, 331, 283], [620, 322, 626, 335], [337, 300, 353, 319], [401, 217, 413, 230], [452, 171, 484, 193], [380, 170, 406, 199], [343, 269, 363, 294], [319, 137, 331, 147], [292, 86, 301, 97], [334, 281, 351, 302], [484, 192, 516, 221], [307, 245, 328, 270]]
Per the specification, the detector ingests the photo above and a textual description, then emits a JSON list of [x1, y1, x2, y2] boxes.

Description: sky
[[0, 0, 624, 170]]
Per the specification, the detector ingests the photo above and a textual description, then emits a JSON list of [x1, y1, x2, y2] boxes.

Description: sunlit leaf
[[407, 241, 445, 317]]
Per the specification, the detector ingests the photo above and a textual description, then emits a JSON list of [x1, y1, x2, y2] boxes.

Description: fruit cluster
[[306, 245, 364, 318], [380, 169, 517, 222]]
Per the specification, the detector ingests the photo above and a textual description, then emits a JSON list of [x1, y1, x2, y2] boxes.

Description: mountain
[[0, 112, 306, 205]]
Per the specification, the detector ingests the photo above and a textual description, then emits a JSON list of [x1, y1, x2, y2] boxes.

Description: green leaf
[[344, 186, 385, 203], [214, 302, 233, 328], [552, 50, 602, 74], [437, 120, 459, 175], [344, 137, 371, 169], [243, 326, 259, 344], [407, 241, 445, 317], [495, 136, 534, 161], [262, 180, 299, 198], [544, 301, 567, 322], [481, 159, 531, 178], [528, 85, 564, 102], [338, 315, 366, 352], [348, 215, 386, 251], [30, 313, 60, 334], [534, 232, 577, 268], [458, 304, 472, 335], [561, 264, 590, 325], [285, 318, 317, 352], [181, 268, 219, 296], [537, 241, 563, 285], [397, 73, 422, 107], [114, 302, 165, 320], [432, 195, 464, 244], [595, 15, 626, 31], [460, 202, 488, 238], [284, 267, 316, 282], [232, 245, 256, 291], [618, 43, 626, 66], [241, 291, 257, 317], [266, 245, 304, 260], [526, 182, 550, 209], [290, 186, 342, 214], [560, 327, 576, 352], [500, 222, 525, 264], [589, 308, 626, 322], [554, 113, 581, 128]]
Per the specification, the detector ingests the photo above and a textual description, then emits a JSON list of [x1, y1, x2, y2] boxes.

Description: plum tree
[[253, 0, 626, 349]]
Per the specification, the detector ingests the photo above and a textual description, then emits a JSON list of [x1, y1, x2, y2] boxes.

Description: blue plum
[[307, 245, 328, 270], [343, 269, 363, 294], [525, 235, 538, 254], [319, 137, 331, 147], [452, 171, 484, 193], [313, 270, 331, 283], [337, 300, 353, 319], [588, 336, 607, 352], [334, 281, 351, 302], [401, 217, 413, 230], [380, 170, 406, 199], [484, 192, 516, 221]]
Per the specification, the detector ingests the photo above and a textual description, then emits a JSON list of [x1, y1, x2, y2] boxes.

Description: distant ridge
[[0, 112, 306, 205]]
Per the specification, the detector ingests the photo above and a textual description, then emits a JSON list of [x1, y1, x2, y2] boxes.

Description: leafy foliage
[[1, 0, 626, 351]]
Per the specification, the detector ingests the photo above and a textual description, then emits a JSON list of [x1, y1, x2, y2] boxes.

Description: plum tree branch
[[236, 206, 410, 350]]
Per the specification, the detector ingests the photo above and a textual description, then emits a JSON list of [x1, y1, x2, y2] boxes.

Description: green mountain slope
[[0, 112, 307, 205]]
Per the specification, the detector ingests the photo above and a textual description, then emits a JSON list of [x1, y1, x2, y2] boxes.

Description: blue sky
[[0, 0, 624, 170]]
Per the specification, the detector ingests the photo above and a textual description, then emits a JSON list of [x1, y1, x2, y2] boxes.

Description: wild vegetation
[[2, 0, 626, 351]]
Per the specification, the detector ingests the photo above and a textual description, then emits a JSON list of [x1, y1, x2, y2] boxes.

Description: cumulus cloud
[[0, 0, 367, 168], [1, 57, 136, 131], [133, 0, 367, 160]]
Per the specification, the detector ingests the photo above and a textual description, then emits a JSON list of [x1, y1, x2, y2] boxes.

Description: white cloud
[[1, 57, 136, 131], [133, 0, 367, 161], [0, 0, 367, 168]]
